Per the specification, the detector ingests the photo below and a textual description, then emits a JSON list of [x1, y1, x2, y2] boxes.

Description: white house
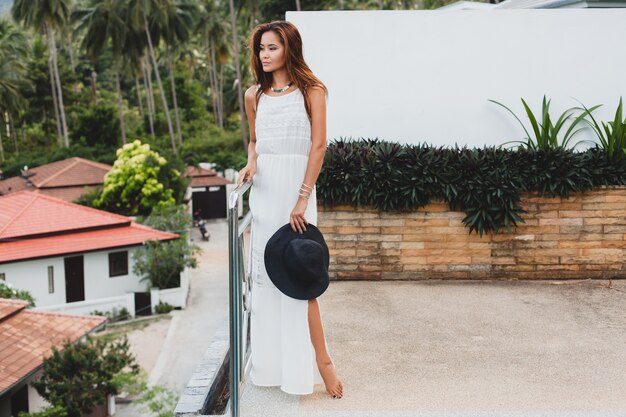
[[0, 191, 179, 316]]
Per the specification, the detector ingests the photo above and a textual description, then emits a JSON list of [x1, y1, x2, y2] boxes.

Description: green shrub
[[31, 335, 139, 417], [154, 301, 174, 314], [0, 282, 36, 307], [93, 140, 187, 216], [18, 405, 68, 417], [90, 307, 130, 322], [317, 139, 626, 236]]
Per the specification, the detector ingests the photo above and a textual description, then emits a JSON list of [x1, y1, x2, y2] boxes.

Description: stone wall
[[317, 187, 626, 280]]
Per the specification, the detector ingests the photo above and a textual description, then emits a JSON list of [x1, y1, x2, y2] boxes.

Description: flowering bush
[[93, 140, 187, 216]]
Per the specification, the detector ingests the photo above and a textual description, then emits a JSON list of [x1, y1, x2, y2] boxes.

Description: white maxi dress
[[248, 86, 330, 395]]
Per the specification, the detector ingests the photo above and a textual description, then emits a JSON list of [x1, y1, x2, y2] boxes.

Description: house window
[[0, 273, 5, 281], [48, 266, 54, 293], [109, 251, 128, 277]]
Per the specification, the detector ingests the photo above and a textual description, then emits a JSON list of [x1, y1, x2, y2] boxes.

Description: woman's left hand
[[290, 197, 309, 234]]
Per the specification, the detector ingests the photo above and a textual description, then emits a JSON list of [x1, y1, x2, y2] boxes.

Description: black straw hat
[[264, 223, 329, 300]]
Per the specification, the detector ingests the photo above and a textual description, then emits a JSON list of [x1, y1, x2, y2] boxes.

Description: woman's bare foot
[[317, 357, 343, 399]]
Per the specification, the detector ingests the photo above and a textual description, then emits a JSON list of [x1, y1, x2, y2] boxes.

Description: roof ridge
[[30, 192, 131, 223], [74, 157, 112, 171], [0, 193, 38, 237], [0, 192, 131, 239], [0, 299, 28, 323], [36, 158, 80, 187], [26, 309, 108, 322]]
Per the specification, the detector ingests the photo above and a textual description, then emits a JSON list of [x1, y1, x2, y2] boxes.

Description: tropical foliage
[[92, 140, 187, 216], [575, 97, 626, 161], [0, 0, 463, 174], [0, 281, 36, 306], [317, 139, 626, 236], [31, 335, 139, 417], [488, 95, 599, 150], [133, 204, 200, 289]]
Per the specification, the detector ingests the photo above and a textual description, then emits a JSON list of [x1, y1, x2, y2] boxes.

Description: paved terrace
[[236, 278, 626, 417], [176, 220, 626, 417]]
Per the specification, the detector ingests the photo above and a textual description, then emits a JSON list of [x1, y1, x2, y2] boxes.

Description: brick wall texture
[[317, 187, 626, 280]]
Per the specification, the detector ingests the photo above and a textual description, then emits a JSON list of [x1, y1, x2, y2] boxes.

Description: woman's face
[[259, 30, 285, 72]]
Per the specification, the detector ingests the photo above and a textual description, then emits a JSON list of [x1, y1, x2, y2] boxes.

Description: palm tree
[[12, 0, 71, 148], [228, 0, 248, 150], [198, 0, 230, 128], [74, 0, 129, 144], [0, 19, 28, 161], [128, 0, 178, 155], [160, 0, 199, 147]]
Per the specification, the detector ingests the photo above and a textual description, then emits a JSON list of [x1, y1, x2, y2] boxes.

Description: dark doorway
[[10, 384, 29, 416], [192, 187, 226, 220], [64, 255, 85, 303], [134, 292, 152, 316]]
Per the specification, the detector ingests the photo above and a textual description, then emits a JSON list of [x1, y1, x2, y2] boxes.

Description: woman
[[236, 20, 344, 399]]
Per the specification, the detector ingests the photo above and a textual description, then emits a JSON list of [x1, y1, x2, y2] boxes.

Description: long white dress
[[248, 86, 329, 395]]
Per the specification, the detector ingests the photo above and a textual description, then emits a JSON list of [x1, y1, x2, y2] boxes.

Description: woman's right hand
[[236, 163, 256, 186]]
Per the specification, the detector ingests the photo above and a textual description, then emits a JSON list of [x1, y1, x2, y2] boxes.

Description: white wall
[[0, 247, 147, 308], [286, 9, 626, 148], [28, 381, 50, 413]]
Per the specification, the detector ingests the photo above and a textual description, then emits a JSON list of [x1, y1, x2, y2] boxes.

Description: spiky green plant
[[574, 97, 626, 161], [489, 95, 598, 150]]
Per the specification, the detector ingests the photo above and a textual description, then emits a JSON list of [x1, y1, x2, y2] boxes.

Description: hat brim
[[264, 223, 330, 300]]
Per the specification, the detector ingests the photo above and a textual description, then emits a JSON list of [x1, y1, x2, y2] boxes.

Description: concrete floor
[[114, 218, 626, 416], [239, 279, 626, 417]]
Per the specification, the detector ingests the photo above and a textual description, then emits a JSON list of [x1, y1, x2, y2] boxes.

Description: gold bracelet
[[301, 182, 313, 190], [298, 192, 310, 200], [299, 186, 311, 194]]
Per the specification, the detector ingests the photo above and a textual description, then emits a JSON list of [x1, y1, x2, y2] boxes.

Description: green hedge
[[316, 139, 626, 236]]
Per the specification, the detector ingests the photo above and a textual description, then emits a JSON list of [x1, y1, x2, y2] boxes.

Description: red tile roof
[[0, 299, 106, 395], [0, 176, 29, 194], [0, 191, 130, 240], [186, 166, 232, 188], [33, 186, 100, 203], [185, 166, 218, 177], [190, 176, 232, 187], [0, 192, 178, 263], [0, 223, 178, 263], [0, 157, 111, 202]]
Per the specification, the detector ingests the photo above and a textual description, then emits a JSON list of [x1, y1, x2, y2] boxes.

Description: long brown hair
[[246, 20, 328, 123]]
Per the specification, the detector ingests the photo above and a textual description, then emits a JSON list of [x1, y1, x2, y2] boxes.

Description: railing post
[[228, 181, 252, 417]]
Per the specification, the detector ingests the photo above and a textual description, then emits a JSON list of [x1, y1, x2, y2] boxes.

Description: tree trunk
[[218, 63, 224, 128], [228, 0, 248, 150], [167, 53, 183, 147], [135, 75, 144, 117], [144, 16, 177, 155], [91, 69, 98, 102], [208, 42, 223, 128], [207, 47, 218, 125], [67, 32, 78, 94], [8, 113, 17, 154], [114, 62, 127, 145], [0, 123, 4, 162], [142, 57, 155, 137], [46, 28, 62, 146], [48, 26, 69, 147]]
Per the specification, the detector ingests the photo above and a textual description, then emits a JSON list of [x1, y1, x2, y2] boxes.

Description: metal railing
[[227, 180, 254, 417]]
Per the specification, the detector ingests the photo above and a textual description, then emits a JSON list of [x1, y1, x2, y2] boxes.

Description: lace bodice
[[255, 87, 311, 157]]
